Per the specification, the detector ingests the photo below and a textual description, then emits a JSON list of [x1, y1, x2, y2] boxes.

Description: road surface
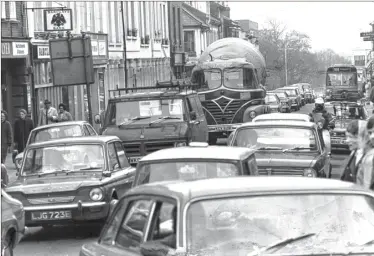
[[6, 103, 365, 256]]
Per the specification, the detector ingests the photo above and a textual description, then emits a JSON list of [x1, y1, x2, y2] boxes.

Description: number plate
[[129, 157, 141, 164], [332, 139, 345, 144], [31, 211, 72, 221]]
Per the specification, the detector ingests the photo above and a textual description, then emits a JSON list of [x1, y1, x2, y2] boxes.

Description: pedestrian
[[14, 109, 34, 153], [356, 116, 374, 190], [57, 103, 73, 122], [1, 110, 13, 164], [1, 164, 9, 186], [38, 99, 58, 126], [340, 120, 362, 182]]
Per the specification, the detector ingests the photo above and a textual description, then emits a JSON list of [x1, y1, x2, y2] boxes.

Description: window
[[115, 199, 153, 248], [87, 2, 93, 31], [34, 62, 52, 85], [162, 4, 167, 38], [142, 2, 148, 36], [9, 1, 16, 20], [86, 125, 97, 136], [83, 125, 90, 136], [1, 2, 5, 19], [114, 141, 130, 168], [184, 31, 195, 53], [108, 143, 120, 171]]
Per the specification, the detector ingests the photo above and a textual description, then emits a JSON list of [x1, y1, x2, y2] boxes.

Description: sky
[[228, 1, 374, 56]]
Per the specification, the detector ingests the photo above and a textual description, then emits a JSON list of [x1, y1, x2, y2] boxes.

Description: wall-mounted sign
[[98, 41, 106, 56], [12, 42, 28, 56], [37, 45, 50, 59], [1, 42, 11, 55], [44, 9, 73, 31], [91, 41, 99, 55]]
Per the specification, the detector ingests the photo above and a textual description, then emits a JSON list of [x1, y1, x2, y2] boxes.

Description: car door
[[318, 129, 331, 176], [193, 95, 209, 142], [106, 141, 135, 198], [186, 96, 200, 142]]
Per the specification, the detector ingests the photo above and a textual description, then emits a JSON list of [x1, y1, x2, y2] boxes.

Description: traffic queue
[[2, 76, 374, 256]]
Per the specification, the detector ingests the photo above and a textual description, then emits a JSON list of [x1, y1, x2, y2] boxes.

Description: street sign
[[360, 32, 374, 37], [49, 37, 94, 86], [363, 37, 374, 41]]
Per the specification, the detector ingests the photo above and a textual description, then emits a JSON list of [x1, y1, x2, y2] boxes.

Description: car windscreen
[[29, 125, 83, 144], [278, 89, 296, 96], [232, 127, 318, 152], [106, 99, 184, 126], [276, 93, 287, 99], [22, 144, 105, 176], [192, 69, 222, 90], [135, 161, 239, 185], [327, 72, 356, 86], [223, 68, 257, 89], [265, 95, 278, 104], [186, 194, 374, 255]]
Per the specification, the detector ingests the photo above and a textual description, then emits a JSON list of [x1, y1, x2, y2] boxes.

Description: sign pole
[[120, 2, 128, 89], [81, 32, 93, 125]]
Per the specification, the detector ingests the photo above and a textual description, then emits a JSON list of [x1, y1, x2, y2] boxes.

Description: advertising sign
[[1, 42, 11, 55], [363, 37, 374, 42], [360, 32, 374, 37], [44, 9, 73, 31], [12, 42, 28, 56], [37, 45, 50, 59]]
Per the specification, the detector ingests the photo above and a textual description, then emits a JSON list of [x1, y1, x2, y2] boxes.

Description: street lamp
[[284, 36, 298, 86]]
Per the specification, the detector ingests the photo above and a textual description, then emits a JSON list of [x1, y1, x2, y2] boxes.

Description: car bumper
[[24, 201, 109, 226], [208, 124, 240, 138], [331, 137, 349, 149]]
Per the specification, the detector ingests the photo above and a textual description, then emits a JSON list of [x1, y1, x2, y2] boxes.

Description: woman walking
[[1, 110, 13, 164], [57, 103, 73, 122], [14, 109, 34, 153]]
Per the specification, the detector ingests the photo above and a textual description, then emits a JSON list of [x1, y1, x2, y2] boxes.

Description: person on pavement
[[14, 109, 34, 154], [57, 103, 73, 122], [38, 99, 58, 126], [1, 110, 13, 164]]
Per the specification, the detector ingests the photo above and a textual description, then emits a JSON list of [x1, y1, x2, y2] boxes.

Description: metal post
[[285, 43, 288, 86], [81, 33, 93, 125], [28, 42, 37, 122], [121, 1, 128, 88]]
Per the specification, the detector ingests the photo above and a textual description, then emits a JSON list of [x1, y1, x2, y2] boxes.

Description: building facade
[[1, 1, 31, 125], [26, 1, 173, 127], [351, 48, 372, 86]]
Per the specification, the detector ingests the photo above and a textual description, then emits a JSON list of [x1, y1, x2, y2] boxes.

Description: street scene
[[1, 1, 374, 256]]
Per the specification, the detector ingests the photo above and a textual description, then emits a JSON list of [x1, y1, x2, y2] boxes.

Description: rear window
[[29, 125, 83, 144]]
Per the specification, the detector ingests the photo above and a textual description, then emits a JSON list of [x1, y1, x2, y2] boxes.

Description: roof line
[[182, 8, 208, 28]]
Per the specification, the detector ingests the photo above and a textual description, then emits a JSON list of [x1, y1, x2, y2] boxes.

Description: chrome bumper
[[24, 201, 107, 211]]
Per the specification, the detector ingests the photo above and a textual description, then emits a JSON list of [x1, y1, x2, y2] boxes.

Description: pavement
[[3, 103, 366, 255]]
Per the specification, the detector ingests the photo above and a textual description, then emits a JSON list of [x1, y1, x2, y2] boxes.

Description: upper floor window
[[2, 1, 17, 20]]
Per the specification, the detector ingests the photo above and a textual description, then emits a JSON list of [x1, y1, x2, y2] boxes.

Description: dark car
[[14, 121, 97, 171], [95, 82, 209, 166], [80, 177, 374, 256], [265, 94, 281, 113], [275, 87, 302, 110], [228, 121, 332, 178], [270, 91, 292, 113], [5, 136, 135, 228], [325, 101, 369, 151], [132, 142, 258, 187], [1, 188, 25, 256], [289, 83, 308, 106]]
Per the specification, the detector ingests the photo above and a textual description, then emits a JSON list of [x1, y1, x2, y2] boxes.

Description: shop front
[[1, 39, 31, 125]]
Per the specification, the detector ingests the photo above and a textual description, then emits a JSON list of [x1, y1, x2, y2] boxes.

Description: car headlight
[[174, 142, 187, 147], [249, 111, 256, 119], [303, 168, 317, 177], [89, 188, 104, 201]]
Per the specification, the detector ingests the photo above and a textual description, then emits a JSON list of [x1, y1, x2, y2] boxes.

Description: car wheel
[[328, 164, 332, 179], [2, 233, 14, 256]]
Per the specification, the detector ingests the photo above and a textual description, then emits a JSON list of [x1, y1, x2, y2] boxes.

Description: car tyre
[[2, 233, 14, 256], [328, 164, 332, 178]]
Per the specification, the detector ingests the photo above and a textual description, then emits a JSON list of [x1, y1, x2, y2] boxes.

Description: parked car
[[80, 177, 374, 256], [5, 136, 136, 228], [95, 83, 209, 166], [132, 142, 258, 187], [228, 121, 332, 178], [289, 83, 308, 106], [1, 188, 25, 256], [275, 87, 302, 110], [325, 101, 369, 151], [14, 121, 98, 171], [265, 93, 281, 113], [269, 91, 292, 113]]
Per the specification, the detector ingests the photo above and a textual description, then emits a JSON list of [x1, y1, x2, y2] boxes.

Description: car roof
[[253, 113, 310, 122], [33, 121, 89, 131], [239, 120, 316, 129], [109, 90, 196, 100], [126, 177, 372, 201], [27, 135, 119, 148], [139, 146, 255, 162], [276, 87, 298, 90]]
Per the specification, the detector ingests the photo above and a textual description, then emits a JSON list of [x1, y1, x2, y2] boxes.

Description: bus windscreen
[[327, 72, 357, 86]]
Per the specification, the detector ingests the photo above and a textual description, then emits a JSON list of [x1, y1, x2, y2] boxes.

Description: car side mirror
[[102, 170, 112, 177], [94, 114, 101, 124], [190, 111, 197, 120]]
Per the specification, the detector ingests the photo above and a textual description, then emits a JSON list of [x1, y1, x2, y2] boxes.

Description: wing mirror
[[94, 114, 101, 124], [102, 170, 112, 177], [190, 111, 197, 120]]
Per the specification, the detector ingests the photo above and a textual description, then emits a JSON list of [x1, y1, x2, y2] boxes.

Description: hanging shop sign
[[44, 9, 73, 31], [37, 45, 50, 59]]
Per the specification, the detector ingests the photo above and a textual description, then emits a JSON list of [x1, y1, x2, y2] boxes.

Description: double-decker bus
[[190, 38, 269, 144], [325, 64, 362, 101]]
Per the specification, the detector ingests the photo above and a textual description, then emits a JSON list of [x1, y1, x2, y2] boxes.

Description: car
[[228, 121, 332, 178], [1, 188, 26, 256], [95, 82, 209, 166], [14, 121, 98, 171], [132, 142, 258, 187], [269, 90, 292, 113], [275, 87, 302, 110], [303, 88, 315, 103], [289, 83, 310, 105], [5, 136, 136, 228], [80, 177, 374, 256], [265, 93, 281, 113], [325, 101, 369, 151]]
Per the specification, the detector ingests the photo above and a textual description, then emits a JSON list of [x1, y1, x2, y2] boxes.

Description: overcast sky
[[228, 1, 374, 56]]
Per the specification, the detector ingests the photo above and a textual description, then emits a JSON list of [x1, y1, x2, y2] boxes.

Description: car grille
[[258, 168, 304, 176], [203, 99, 243, 124], [28, 196, 75, 205], [123, 141, 175, 157], [331, 131, 345, 137]]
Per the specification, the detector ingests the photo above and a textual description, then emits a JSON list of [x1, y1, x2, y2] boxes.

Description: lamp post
[[284, 36, 298, 86]]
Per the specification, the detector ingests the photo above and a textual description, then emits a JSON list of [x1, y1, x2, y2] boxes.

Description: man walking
[[38, 99, 58, 126], [14, 109, 34, 153], [1, 110, 13, 164]]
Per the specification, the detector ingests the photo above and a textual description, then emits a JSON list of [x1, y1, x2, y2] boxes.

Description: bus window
[[224, 68, 257, 89]]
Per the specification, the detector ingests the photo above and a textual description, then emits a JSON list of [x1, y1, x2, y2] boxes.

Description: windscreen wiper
[[118, 116, 151, 127], [149, 116, 181, 126], [248, 233, 316, 256], [282, 147, 315, 153], [256, 147, 283, 151]]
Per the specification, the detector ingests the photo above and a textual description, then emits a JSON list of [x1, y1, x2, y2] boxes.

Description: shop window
[[34, 62, 52, 85]]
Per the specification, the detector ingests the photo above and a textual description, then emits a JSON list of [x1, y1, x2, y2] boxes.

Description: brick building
[[1, 1, 32, 124]]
